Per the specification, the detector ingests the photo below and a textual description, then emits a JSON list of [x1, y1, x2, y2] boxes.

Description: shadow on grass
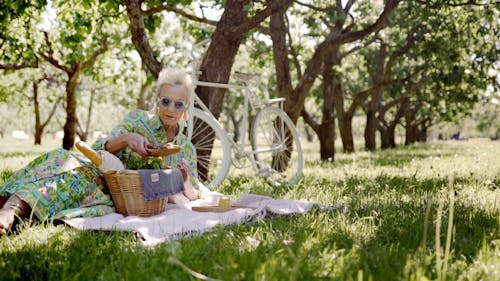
[[0, 225, 199, 281], [0, 186, 497, 281], [0, 160, 497, 280], [229, 174, 498, 280], [306, 142, 459, 168]]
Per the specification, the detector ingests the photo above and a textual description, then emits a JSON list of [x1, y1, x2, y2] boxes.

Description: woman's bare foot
[[0, 196, 8, 208], [177, 163, 198, 201], [0, 195, 31, 237], [0, 207, 15, 236], [182, 180, 198, 201]]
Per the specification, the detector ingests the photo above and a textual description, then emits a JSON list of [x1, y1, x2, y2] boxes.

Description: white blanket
[[63, 193, 314, 247]]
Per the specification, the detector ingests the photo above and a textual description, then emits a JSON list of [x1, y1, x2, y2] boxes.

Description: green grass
[[1, 137, 499, 281]]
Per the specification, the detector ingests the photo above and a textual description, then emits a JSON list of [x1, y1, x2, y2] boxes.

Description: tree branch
[[292, 0, 399, 106], [0, 61, 38, 70], [124, 0, 163, 78], [384, 27, 417, 79], [80, 42, 108, 71], [332, 0, 400, 45], [143, 4, 218, 26], [41, 95, 63, 128], [294, 0, 336, 13], [285, 14, 302, 79], [339, 34, 379, 60], [234, 0, 293, 35], [414, 0, 500, 7], [38, 31, 72, 73], [301, 109, 320, 133]]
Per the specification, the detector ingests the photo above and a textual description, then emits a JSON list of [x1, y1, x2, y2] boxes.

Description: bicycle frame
[[185, 39, 303, 188], [186, 79, 259, 164]]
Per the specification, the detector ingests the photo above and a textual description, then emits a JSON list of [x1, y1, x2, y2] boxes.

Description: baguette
[[76, 141, 102, 166]]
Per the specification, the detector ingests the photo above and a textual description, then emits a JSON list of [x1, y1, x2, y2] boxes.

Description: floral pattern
[[0, 148, 114, 220], [0, 109, 198, 220], [92, 109, 199, 187]]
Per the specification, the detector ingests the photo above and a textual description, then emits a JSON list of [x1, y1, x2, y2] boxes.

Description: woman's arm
[[93, 110, 155, 157], [104, 133, 150, 157]]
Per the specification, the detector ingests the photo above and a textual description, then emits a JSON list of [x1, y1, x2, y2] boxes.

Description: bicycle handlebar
[[190, 39, 211, 59], [193, 38, 211, 49]]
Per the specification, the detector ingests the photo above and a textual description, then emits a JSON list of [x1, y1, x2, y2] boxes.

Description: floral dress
[[0, 149, 114, 220], [92, 109, 199, 188], [0, 109, 198, 221]]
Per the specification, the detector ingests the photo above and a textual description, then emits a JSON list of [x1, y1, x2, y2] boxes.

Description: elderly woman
[[0, 67, 199, 236]]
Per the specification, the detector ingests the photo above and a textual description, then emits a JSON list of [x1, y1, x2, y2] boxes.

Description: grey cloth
[[138, 169, 185, 201]]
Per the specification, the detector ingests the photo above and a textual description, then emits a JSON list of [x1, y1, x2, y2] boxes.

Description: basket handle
[[76, 141, 102, 166]]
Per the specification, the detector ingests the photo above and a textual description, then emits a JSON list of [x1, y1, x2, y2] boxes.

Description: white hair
[[156, 67, 193, 103]]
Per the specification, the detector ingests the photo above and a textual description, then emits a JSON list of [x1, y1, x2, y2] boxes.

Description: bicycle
[[184, 39, 303, 190]]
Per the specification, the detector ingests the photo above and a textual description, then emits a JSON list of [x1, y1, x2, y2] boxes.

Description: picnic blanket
[[63, 193, 314, 247]]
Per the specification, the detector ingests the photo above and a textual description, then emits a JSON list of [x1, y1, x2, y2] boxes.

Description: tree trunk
[[300, 54, 336, 161], [62, 73, 79, 150], [365, 44, 386, 151], [124, 0, 162, 78], [405, 125, 417, 145], [136, 77, 150, 110], [417, 125, 427, 142], [304, 125, 314, 142], [338, 112, 355, 153], [319, 123, 335, 161], [331, 58, 355, 153], [405, 109, 417, 145], [365, 109, 377, 151], [380, 125, 396, 149], [193, 0, 293, 179], [229, 113, 242, 142], [197, 34, 241, 118], [319, 54, 335, 161], [33, 81, 42, 145], [380, 127, 390, 149]]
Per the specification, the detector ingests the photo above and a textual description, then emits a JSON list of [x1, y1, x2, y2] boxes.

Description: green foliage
[[473, 98, 500, 138], [373, 1, 499, 126], [144, 14, 162, 33], [124, 156, 166, 170], [0, 0, 498, 150]]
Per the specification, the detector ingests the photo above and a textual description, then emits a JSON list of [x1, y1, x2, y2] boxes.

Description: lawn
[[0, 137, 499, 281]]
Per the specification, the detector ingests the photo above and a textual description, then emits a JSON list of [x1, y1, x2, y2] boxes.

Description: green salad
[[123, 156, 166, 170]]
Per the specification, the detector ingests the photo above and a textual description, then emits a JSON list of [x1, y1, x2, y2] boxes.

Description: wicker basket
[[103, 170, 167, 217]]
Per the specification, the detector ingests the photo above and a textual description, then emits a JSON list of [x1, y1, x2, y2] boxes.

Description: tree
[[1, 0, 128, 149], [270, 0, 400, 156], [361, 29, 416, 150], [31, 71, 64, 144], [398, 1, 499, 145], [123, 0, 294, 178]]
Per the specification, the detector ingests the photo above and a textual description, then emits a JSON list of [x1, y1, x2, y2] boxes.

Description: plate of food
[[146, 143, 182, 156]]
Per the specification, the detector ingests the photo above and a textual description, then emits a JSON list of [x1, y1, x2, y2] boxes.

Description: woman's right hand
[[125, 133, 150, 157]]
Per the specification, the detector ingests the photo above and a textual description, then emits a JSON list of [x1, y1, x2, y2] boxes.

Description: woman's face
[[157, 84, 188, 128]]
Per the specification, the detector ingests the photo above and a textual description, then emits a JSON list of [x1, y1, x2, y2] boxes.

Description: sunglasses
[[158, 97, 187, 110]]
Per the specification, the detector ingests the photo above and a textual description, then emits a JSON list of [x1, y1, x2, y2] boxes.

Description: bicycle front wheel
[[251, 107, 303, 186], [191, 108, 231, 189]]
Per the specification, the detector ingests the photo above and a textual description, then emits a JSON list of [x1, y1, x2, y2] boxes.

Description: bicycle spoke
[[251, 107, 303, 186], [189, 109, 231, 188]]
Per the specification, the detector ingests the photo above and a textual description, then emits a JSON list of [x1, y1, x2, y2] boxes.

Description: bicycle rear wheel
[[251, 107, 303, 186], [190, 108, 231, 189]]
